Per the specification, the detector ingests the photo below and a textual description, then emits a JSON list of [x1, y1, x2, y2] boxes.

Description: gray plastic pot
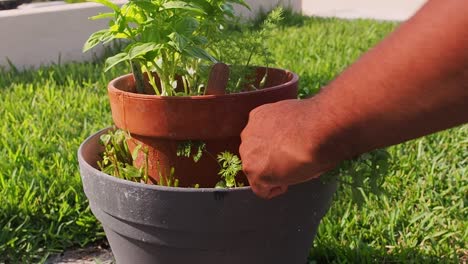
[[78, 128, 337, 264]]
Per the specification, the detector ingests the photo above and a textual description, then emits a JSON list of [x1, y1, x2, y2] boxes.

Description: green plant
[[322, 149, 392, 204], [157, 166, 180, 187], [83, 0, 251, 95], [215, 151, 243, 188], [176, 140, 206, 162], [96, 128, 183, 186], [64, 0, 87, 3], [213, 7, 283, 93], [98, 129, 149, 183], [97, 129, 244, 188]]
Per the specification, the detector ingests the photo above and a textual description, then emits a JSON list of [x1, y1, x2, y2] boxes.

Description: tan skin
[[240, 0, 468, 199]]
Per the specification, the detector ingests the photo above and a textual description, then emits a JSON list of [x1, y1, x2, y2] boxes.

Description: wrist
[[304, 86, 364, 162]]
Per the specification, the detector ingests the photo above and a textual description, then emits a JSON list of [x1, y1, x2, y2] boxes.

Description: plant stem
[[131, 61, 146, 94], [144, 147, 149, 184], [143, 65, 161, 95]]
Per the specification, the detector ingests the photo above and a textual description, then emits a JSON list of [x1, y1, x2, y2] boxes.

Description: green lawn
[[0, 16, 466, 263]]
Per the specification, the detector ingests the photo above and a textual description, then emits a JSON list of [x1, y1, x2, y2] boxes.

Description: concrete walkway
[[238, 0, 428, 21], [301, 0, 427, 21], [0, 0, 428, 69]]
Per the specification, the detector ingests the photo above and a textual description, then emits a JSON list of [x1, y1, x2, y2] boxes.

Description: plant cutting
[[78, 1, 338, 263]]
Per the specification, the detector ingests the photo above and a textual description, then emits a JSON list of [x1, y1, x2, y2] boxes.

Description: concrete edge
[[0, 0, 427, 69]]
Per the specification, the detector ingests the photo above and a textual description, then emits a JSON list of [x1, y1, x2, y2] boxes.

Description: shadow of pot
[[78, 128, 337, 264]]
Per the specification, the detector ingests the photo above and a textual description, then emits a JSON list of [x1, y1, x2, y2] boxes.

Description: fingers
[[240, 135, 289, 199], [268, 185, 288, 199], [249, 180, 288, 199]]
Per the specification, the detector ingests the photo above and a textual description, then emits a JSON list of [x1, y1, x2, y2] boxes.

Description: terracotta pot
[[78, 128, 338, 264], [107, 67, 298, 187]]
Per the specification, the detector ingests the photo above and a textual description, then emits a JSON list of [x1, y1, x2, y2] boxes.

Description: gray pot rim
[[78, 127, 253, 193]]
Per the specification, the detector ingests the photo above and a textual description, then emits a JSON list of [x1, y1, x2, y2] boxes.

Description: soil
[[45, 240, 114, 264]]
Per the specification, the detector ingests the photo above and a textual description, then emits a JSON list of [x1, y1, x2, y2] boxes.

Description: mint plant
[[83, 0, 250, 96]]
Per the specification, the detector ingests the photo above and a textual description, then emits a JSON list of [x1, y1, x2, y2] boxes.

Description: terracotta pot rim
[[108, 67, 299, 100]]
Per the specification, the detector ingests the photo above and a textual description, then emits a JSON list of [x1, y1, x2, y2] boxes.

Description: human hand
[[240, 98, 346, 199]]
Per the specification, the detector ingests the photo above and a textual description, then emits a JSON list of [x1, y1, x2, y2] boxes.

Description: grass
[[0, 61, 118, 263], [0, 16, 466, 263], [313, 127, 467, 263]]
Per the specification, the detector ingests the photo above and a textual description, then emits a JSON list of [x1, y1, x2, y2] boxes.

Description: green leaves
[[176, 140, 206, 163], [82, 29, 110, 52], [168, 32, 189, 52], [104, 52, 128, 71], [227, 0, 250, 10], [216, 151, 242, 188], [174, 17, 199, 36], [162, 1, 206, 14], [104, 43, 163, 72], [128, 43, 162, 60], [185, 46, 217, 62], [87, 0, 119, 12], [98, 129, 148, 182], [322, 148, 392, 205], [84, 0, 250, 95], [89, 12, 114, 20]]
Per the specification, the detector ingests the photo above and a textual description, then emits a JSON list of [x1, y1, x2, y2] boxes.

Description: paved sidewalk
[[303, 0, 427, 21], [240, 0, 428, 21]]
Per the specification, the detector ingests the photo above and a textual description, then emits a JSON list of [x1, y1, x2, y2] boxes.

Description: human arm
[[239, 0, 468, 199]]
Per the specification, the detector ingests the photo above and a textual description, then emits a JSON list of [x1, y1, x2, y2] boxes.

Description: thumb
[[267, 185, 288, 199], [251, 181, 288, 199]]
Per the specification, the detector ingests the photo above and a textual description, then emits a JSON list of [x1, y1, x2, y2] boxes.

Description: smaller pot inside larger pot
[[107, 67, 299, 187]]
